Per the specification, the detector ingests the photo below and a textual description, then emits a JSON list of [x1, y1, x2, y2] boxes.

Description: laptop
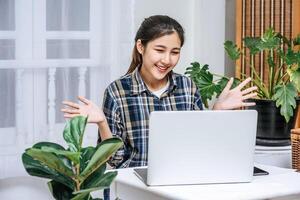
[[134, 110, 266, 186]]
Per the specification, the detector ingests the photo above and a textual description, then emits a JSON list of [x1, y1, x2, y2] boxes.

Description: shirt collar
[[130, 66, 178, 96]]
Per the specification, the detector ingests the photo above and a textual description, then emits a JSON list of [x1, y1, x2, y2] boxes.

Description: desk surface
[[113, 164, 300, 200]]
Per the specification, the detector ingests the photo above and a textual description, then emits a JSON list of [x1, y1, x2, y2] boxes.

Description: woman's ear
[[136, 39, 144, 55]]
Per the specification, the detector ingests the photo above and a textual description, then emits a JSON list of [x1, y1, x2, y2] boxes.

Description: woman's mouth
[[155, 64, 168, 73]]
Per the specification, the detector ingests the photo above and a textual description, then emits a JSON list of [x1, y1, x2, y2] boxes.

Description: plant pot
[[247, 98, 300, 146]]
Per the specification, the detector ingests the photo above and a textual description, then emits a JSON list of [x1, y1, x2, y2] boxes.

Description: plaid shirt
[[100, 68, 203, 168]]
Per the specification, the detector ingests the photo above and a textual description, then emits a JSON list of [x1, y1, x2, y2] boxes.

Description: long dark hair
[[126, 15, 185, 74]]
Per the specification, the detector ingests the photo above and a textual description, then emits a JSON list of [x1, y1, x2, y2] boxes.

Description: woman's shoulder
[[105, 73, 133, 96]]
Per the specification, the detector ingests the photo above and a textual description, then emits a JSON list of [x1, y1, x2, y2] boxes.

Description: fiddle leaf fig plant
[[186, 28, 300, 122], [22, 116, 123, 200]]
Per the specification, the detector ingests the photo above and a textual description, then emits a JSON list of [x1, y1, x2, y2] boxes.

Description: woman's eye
[[155, 49, 164, 52], [171, 51, 180, 55]]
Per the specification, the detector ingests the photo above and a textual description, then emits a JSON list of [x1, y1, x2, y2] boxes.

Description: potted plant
[[185, 28, 300, 146], [22, 116, 123, 200]]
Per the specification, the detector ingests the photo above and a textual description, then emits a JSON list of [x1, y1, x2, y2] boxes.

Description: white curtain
[[0, 0, 135, 178]]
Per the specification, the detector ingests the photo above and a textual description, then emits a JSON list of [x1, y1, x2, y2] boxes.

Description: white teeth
[[156, 65, 167, 70]]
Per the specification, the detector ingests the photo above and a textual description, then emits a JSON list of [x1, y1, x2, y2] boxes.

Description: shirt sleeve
[[191, 80, 203, 110], [98, 87, 126, 168]]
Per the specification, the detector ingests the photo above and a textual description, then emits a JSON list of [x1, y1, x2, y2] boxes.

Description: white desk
[[112, 164, 300, 200]]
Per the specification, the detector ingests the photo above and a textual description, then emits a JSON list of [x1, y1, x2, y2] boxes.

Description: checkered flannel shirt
[[99, 67, 203, 168]]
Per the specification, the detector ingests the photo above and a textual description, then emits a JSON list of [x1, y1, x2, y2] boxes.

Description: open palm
[[213, 77, 257, 110], [61, 96, 106, 124]]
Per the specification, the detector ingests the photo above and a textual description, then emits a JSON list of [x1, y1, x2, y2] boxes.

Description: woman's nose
[[161, 53, 171, 65]]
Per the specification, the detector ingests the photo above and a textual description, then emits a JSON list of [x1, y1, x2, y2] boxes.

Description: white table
[[112, 164, 300, 200]]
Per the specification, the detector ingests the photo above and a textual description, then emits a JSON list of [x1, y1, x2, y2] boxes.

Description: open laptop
[[134, 110, 266, 186]]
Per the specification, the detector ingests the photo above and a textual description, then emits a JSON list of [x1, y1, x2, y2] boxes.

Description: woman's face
[[137, 32, 181, 86]]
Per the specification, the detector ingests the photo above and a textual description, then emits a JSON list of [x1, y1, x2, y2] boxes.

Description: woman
[[62, 15, 257, 169]]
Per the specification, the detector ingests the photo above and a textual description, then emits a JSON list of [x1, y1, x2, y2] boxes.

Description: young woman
[[62, 15, 257, 169]]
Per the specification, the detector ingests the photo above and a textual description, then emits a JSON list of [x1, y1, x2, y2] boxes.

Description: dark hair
[[127, 15, 185, 74]]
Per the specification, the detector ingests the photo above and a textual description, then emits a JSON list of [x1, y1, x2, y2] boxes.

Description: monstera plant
[[186, 28, 300, 122], [186, 28, 300, 146], [22, 116, 123, 200]]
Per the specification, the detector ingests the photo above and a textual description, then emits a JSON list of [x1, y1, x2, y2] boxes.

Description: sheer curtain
[[0, 0, 135, 178]]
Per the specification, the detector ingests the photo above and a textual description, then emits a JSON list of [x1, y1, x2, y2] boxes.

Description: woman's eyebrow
[[154, 45, 181, 50], [154, 45, 167, 48]]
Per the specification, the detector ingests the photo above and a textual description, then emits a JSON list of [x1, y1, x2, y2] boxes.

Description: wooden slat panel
[[292, 0, 300, 128], [254, 0, 261, 82], [236, 0, 300, 128], [235, 0, 243, 78]]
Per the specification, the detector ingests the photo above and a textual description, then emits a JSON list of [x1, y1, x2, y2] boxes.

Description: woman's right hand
[[61, 96, 106, 124]]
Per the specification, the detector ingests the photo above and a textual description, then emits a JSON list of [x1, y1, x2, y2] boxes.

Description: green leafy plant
[[22, 116, 123, 200], [185, 62, 240, 108], [186, 28, 300, 122]]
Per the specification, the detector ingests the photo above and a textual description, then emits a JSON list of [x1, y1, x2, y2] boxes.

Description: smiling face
[[137, 32, 181, 90]]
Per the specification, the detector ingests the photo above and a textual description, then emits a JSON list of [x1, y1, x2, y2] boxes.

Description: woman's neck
[[139, 68, 168, 92]]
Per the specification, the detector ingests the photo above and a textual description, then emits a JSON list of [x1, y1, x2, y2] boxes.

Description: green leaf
[[32, 142, 72, 169], [74, 171, 117, 195], [284, 48, 299, 66], [260, 28, 281, 49], [79, 138, 123, 182], [33, 141, 65, 150], [244, 37, 261, 55], [81, 164, 106, 189], [288, 68, 300, 92], [224, 41, 241, 60], [277, 33, 291, 47], [41, 146, 81, 164], [25, 148, 74, 178], [63, 116, 88, 152], [48, 180, 74, 200], [22, 153, 75, 190], [70, 192, 91, 200], [80, 147, 97, 172], [293, 34, 300, 46], [273, 83, 298, 122], [185, 62, 219, 108]]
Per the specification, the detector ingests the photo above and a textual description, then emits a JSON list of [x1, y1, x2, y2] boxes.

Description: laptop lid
[[147, 110, 257, 186]]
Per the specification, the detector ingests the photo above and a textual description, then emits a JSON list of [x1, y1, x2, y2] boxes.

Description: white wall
[[134, 0, 227, 75]]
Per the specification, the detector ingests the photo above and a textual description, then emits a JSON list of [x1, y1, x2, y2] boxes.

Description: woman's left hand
[[213, 77, 257, 110]]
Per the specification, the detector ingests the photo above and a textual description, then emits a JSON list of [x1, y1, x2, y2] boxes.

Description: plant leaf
[[243, 37, 261, 55], [277, 33, 291, 47], [273, 83, 298, 122], [185, 62, 218, 108], [41, 146, 81, 164], [284, 48, 299, 66], [70, 192, 91, 200], [48, 180, 74, 200], [22, 153, 75, 190], [63, 116, 88, 152], [224, 41, 241, 60], [25, 148, 75, 178], [32, 141, 72, 170], [293, 34, 300, 46], [260, 28, 281, 49], [80, 146, 97, 172], [74, 171, 117, 195], [79, 138, 123, 182], [81, 164, 106, 189], [288, 68, 300, 92]]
